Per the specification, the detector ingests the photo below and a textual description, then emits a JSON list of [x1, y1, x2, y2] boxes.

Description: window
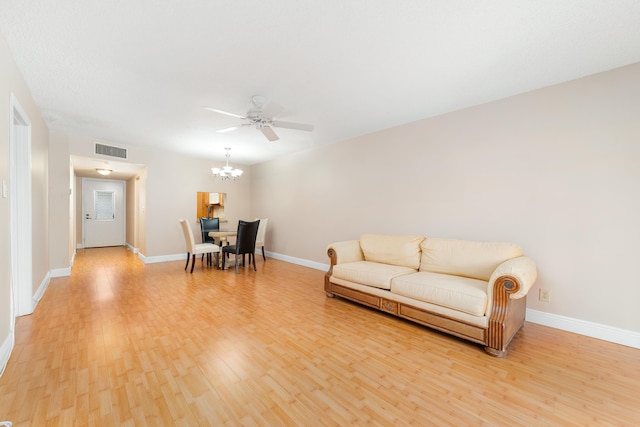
[[95, 190, 115, 220]]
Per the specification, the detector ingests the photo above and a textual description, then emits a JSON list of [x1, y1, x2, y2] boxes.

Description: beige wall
[[74, 176, 82, 247], [136, 167, 147, 255], [142, 148, 252, 257], [251, 63, 640, 333], [125, 176, 137, 249], [0, 34, 50, 348], [49, 131, 71, 270]]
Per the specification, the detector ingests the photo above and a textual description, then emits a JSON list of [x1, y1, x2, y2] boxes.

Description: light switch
[[2, 180, 7, 198]]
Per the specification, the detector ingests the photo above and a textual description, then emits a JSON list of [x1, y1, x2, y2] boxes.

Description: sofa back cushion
[[360, 234, 425, 269], [419, 238, 523, 281]]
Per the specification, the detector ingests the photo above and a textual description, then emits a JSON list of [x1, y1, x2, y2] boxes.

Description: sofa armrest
[[325, 240, 364, 295], [487, 256, 538, 301], [327, 240, 364, 266], [484, 256, 537, 356]]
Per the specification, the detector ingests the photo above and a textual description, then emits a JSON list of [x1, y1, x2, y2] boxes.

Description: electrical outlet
[[539, 288, 550, 302]]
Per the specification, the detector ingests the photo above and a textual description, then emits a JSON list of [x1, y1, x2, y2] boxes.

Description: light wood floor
[[1, 247, 639, 426]]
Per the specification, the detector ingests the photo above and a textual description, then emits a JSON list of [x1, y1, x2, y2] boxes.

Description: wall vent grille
[[94, 142, 127, 159]]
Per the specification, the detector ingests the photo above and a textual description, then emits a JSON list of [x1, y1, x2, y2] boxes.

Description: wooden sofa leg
[[484, 346, 507, 357]]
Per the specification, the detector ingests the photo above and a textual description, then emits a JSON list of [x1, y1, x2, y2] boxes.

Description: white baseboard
[[127, 244, 139, 254], [139, 250, 329, 270], [33, 272, 51, 310], [50, 267, 71, 278], [140, 253, 185, 264], [0, 332, 13, 376], [526, 308, 640, 350], [262, 250, 329, 271]]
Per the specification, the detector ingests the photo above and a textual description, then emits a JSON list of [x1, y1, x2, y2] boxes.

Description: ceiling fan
[[204, 95, 314, 142]]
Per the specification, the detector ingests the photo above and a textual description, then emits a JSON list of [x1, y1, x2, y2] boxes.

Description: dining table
[[208, 230, 237, 269], [208, 229, 237, 246]]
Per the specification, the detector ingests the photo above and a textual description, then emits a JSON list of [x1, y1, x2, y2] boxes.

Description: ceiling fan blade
[[217, 126, 241, 133], [271, 120, 314, 132], [260, 125, 280, 142], [204, 107, 247, 119]]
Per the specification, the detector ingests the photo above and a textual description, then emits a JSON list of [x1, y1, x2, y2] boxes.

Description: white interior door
[[83, 178, 125, 248], [10, 93, 33, 317]]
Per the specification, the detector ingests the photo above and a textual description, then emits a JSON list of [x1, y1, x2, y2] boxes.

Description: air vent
[[94, 142, 127, 159]]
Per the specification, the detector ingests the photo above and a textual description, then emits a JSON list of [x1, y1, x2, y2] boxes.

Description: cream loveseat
[[325, 234, 537, 356]]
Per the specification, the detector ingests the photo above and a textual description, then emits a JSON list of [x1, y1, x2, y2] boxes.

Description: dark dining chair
[[222, 219, 260, 274], [200, 217, 220, 243], [199, 217, 220, 262]]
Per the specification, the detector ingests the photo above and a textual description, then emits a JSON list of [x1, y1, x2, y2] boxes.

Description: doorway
[[82, 178, 125, 248]]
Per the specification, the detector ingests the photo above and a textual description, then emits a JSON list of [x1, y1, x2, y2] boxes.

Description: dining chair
[[179, 219, 220, 273], [254, 218, 269, 261], [200, 217, 220, 262], [200, 217, 220, 244], [222, 219, 260, 274]]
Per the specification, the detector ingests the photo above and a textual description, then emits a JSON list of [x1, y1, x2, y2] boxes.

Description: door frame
[[9, 93, 33, 320]]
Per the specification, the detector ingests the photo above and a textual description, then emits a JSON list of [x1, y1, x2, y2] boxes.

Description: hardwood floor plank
[[1, 246, 639, 426]]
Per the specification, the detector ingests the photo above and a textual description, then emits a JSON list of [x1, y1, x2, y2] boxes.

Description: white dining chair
[[254, 218, 268, 261], [179, 219, 220, 273]]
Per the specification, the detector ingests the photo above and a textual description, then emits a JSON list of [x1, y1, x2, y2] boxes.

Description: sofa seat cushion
[[332, 261, 416, 290], [391, 271, 488, 316], [360, 234, 425, 269], [420, 238, 523, 281]]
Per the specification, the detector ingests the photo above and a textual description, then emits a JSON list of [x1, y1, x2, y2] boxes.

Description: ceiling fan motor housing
[[247, 108, 262, 120]]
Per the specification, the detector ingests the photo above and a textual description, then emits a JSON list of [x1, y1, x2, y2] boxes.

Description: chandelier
[[212, 147, 243, 180]]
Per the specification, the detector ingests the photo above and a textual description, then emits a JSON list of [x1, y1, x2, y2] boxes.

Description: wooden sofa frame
[[324, 247, 527, 357]]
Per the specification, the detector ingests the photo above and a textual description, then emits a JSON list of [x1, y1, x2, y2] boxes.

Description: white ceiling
[[2, 1, 640, 169], [70, 155, 145, 180]]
